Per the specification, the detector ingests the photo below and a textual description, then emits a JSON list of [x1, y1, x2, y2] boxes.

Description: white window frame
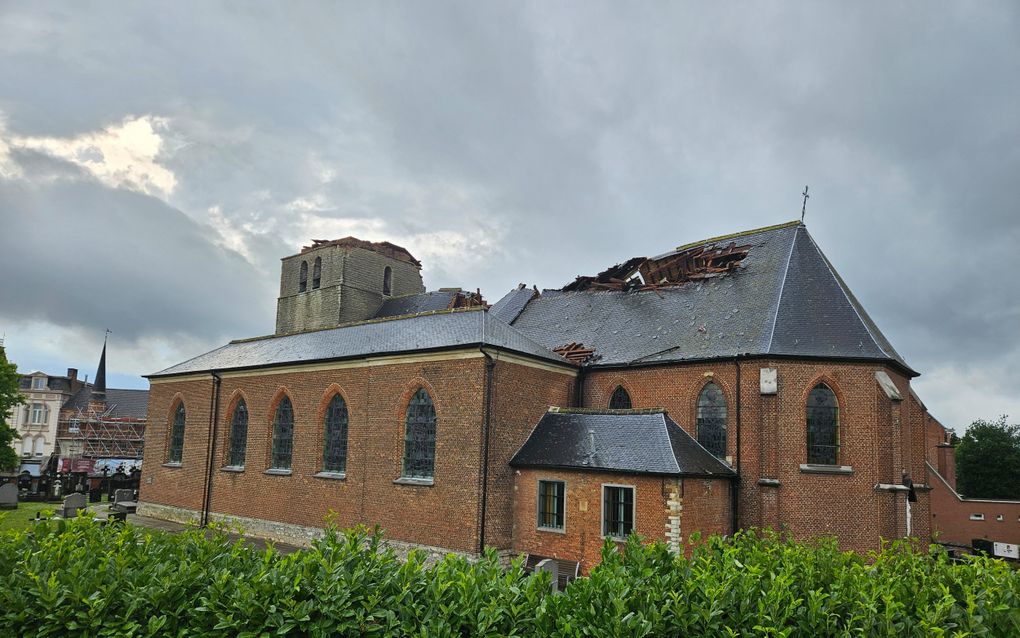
[[32, 377, 46, 390], [970, 513, 985, 521], [31, 403, 45, 424], [536, 478, 567, 533], [601, 483, 636, 539]]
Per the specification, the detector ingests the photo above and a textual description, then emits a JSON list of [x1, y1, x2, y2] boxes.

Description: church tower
[[274, 237, 425, 335]]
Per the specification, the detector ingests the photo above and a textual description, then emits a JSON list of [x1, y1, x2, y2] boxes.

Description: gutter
[[731, 357, 742, 535], [478, 349, 496, 554], [200, 371, 222, 527]]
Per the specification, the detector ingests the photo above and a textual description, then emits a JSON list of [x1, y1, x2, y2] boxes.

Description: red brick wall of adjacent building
[[583, 359, 928, 552], [928, 467, 1020, 546], [141, 354, 491, 553], [510, 469, 732, 573]]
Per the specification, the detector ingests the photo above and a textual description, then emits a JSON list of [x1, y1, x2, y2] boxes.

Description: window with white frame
[[603, 485, 635, 538], [31, 403, 45, 424], [32, 377, 46, 390], [537, 480, 565, 530]]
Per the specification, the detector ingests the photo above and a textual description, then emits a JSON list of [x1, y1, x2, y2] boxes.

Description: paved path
[[89, 504, 303, 555]]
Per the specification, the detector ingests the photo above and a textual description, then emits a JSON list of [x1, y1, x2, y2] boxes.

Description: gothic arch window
[[696, 382, 727, 459], [312, 257, 322, 290], [609, 385, 632, 409], [401, 388, 436, 479], [322, 394, 349, 473], [227, 399, 248, 467], [383, 266, 393, 296], [270, 396, 295, 470], [299, 261, 308, 293], [168, 402, 186, 464], [806, 383, 839, 465]]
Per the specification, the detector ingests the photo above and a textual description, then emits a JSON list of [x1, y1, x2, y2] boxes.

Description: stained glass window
[[168, 403, 186, 464], [228, 399, 248, 467], [271, 396, 294, 470], [323, 394, 349, 473], [697, 382, 727, 459], [609, 386, 632, 409], [807, 383, 839, 465], [402, 389, 436, 479]]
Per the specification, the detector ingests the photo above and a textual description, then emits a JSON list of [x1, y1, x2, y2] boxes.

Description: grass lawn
[[0, 501, 60, 532]]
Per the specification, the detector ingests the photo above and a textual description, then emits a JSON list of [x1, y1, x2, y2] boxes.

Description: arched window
[[227, 399, 248, 467], [168, 402, 186, 464], [21, 437, 31, 456], [299, 261, 308, 293], [807, 383, 839, 465], [312, 257, 322, 290], [383, 266, 392, 296], [696, 382, 727, 459], [270, 396, 294, 470], [609, 386, 632, 409], [402, 388, 436, 479], [323, 394, 349, 473]]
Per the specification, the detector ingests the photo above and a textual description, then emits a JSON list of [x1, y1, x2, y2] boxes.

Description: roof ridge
[[231, 306, 487, 344], [767, 224, 801, 352], [674, 220, 802, 252]]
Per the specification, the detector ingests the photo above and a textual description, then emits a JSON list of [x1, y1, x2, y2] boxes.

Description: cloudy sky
[[1, 2, 1017, 430]]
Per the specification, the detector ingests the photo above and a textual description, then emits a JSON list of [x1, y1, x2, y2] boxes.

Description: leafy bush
[[0, 517, 1017, 637]]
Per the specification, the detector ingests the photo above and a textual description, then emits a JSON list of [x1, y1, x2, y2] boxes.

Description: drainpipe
[[478, 349, 496, 554], [201, 371, 222, 528], [731, 358, 742, 535], [574, 363, 587, 409]]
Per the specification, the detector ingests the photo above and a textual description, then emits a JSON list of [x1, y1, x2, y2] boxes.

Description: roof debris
[[302, 236, 421, 266], [561, 242, 751, 292], [553, 342, 597, 364]]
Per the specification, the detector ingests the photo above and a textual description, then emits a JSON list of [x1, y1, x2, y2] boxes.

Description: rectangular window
[[603, 485, 635, 538], [31, 403, 45, 424], [32, 377, 45, 390], [537, 480, 565, 530], [970, 513, 985, 521]]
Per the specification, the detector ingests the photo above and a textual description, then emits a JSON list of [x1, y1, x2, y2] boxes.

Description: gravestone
[[112, 488, 137, 514], [0, 483, 17, 510], [535, 558, 560, 593], [113, 489, 134, 504], [62, 492, 87, 518], [89, 488, 103, 503]]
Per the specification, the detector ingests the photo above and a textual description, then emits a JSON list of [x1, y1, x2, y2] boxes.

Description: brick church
[[139, 221, 937, 571]]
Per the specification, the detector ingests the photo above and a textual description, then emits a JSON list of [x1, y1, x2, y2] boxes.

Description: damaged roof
[[374, 289, 485, 320], [149, 308, 572, 378], [63, 386, 149, 419], [510, 408, 736, 478], [500, 221, 914, 374]]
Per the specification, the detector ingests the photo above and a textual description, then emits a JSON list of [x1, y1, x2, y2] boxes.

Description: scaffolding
[[66, 402, 145, 459]]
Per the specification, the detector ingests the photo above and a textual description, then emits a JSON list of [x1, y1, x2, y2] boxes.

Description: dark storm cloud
[[0, 1, 1017, 424]]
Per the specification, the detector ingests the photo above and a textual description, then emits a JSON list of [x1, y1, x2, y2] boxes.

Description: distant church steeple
[[92, 330, 109, 401]]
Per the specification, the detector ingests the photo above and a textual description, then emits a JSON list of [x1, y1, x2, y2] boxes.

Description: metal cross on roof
[[801, 185, 810, 222]]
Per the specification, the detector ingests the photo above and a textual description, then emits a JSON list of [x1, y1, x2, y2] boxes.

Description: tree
[[0, 345, 24, 472], [955, 416, 1020, 500]]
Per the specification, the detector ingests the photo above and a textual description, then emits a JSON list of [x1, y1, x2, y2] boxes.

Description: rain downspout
[[478, 349, 495, 554], [201, 371, 222, 528]]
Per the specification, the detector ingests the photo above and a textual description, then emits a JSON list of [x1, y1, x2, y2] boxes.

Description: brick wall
[[928, 466, 1020, 546], [511, 468, 732, 573], [141, 354, 489, 553], [583, 359, 926, 552]]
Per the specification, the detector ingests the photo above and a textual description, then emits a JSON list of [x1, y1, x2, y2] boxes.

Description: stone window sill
[[537, 526, 566, 535], [220, 466, 245, 473], [314, 471, 346, 481], [162, 462, 183, 469], [393, 477, 434, 487], [799, 464, 853, 475], [758, 478, 781, 487], [263, 468, 293, 476]]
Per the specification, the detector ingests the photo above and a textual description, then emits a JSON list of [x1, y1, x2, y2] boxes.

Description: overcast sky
[[1, 2, 1017, 431]]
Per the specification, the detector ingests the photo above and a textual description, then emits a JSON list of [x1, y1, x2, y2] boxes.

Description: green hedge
[[0, 516, 1017, 637]]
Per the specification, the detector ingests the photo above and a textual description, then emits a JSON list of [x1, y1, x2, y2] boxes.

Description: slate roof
[[374, 291, 459, 319], [502, 221, 914, 374], [489, 286, 537, 324], [62, 385, 149, 419], [510, 409, 736, 478], [19, 375, 73, 393], [149, 308, 571, 377]]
